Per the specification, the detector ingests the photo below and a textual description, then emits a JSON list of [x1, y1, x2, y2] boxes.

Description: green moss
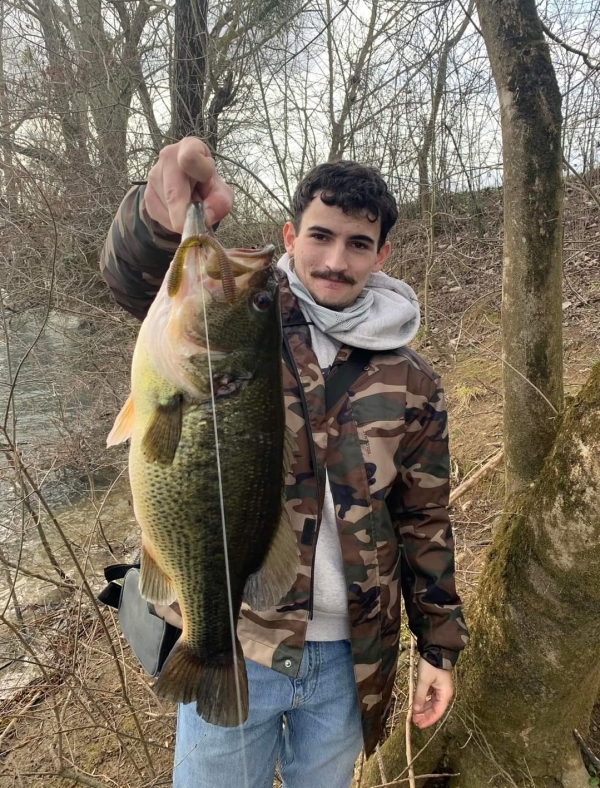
[[533, 362, 600, 520], [80, 738, 106, 771]]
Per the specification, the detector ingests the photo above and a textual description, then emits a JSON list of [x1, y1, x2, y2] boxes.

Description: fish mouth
[[205, 245, 276, 279], [167, 203, 276, 305]]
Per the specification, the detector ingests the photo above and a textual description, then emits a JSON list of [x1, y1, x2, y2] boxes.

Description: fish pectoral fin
[[141, 394, 183, 464], [243, 506, 299, 612], [107, 393, 134, 446], [139, 546, 176, 605], [154, 641, 248, 727]]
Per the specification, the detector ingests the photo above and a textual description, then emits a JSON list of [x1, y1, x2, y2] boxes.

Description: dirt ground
[[1, 183, 599, 787]]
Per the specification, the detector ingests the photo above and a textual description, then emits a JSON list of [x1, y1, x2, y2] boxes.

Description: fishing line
[[196, 206, 250, 788]]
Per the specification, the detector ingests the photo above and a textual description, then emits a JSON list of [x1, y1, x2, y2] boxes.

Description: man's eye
[[312, 233, 327, 241]]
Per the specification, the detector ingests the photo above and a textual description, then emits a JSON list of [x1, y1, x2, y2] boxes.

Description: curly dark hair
[[291, 161, 398, 250]]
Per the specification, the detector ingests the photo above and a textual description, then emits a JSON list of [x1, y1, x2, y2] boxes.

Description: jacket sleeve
[[99, 185, 181, 320], [387, 374, 469, 670]]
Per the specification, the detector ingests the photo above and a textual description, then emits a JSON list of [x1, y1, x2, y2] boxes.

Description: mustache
[[310, 269, 357, 286]]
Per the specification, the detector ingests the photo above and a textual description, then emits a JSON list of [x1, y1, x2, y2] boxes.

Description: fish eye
[[252, 291, 272, 312]]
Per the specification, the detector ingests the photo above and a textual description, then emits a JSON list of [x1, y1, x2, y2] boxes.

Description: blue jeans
[[173, 640, 363, 788]]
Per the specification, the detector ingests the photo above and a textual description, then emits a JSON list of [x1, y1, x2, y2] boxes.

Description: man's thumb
[[413, 678, 429, 713]]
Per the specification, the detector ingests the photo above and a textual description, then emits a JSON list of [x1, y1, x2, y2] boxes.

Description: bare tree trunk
[[327, 0, 378, 162], [173, 0, 208, 141], [35, 1, 95, 187], [0, 1, 17, 211], [476, 0, 564, 495], [205, 70, 236, 152], [76, 0, 146, 197], [417, 3, 473, 219]]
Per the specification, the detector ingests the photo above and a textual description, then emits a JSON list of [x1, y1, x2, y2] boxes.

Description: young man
[[100, 137, 469, 788]]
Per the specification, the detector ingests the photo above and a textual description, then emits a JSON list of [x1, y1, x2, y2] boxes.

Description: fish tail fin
[[154, 640, 249, 727]]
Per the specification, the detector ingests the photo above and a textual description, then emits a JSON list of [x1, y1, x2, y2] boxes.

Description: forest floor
[[1, 180, 599, 787]]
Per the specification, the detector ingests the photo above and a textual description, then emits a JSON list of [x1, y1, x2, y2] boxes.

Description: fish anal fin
[[243, 506, 299, 612], [142, 394, 183, 464], [107, 394, 134, 446], [139, 545, 176, 605], [154, 641, 248, 727], [244, 426, 299, 611]]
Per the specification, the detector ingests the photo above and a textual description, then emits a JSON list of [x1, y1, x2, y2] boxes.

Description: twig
[[355, 750, 365, 787], [368, 774, 459, 787], [394, 698, 456, 781], [542, 23, 600, 71], [0, 690, 43, 748], [573, 729, 600, 771], [59, 770, 108, 788], [0, 615, 63, 768], [376, 743, 389, 784], [2, 442, 73, 585], [406, 637, 416, 788], [0, 555, 74, 589], [21, 769, 106, 788], [449, 450, 504, 505], [563, 156, 600, 211], [214, 152, 293, 216], [2, 160, 58, 431], [282, 0, 349, 67]]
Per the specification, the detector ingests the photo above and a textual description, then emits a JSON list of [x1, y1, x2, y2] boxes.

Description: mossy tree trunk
[[363, 365, 600, 787], [477, 0, 564, 496], [448, 363, 600, 787]]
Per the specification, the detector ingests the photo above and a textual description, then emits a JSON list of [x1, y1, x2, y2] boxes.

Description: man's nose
[[324, 242, 348, 272]]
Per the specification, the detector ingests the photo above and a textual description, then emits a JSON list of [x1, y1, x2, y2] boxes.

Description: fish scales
[[108, 203, 298, 726], [130, 359, 286, 656]]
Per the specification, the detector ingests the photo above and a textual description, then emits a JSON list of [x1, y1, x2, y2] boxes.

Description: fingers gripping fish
[[107, 203, 298, 726]]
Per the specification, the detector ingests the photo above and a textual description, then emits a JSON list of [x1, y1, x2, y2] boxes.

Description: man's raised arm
[[99, 138, 234, 320], [100, 185, 180, 320]]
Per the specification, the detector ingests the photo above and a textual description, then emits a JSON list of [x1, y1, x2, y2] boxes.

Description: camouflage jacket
[[100, 186, 469, 756]]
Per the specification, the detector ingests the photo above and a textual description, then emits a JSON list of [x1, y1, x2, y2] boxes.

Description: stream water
[[0, 309, 99, 535]]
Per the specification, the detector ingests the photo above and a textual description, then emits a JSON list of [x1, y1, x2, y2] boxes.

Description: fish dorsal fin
[[107, 394, 135, 446], [142, 394, 183, 465], [243, 427, 299, 611]]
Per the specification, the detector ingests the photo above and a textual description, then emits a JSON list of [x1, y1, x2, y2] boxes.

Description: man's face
[[282, 193, 391, 310]]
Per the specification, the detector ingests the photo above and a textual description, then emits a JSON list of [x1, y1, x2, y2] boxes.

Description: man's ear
[[373, 240, 391, 273], [282, 221, 297, 255]]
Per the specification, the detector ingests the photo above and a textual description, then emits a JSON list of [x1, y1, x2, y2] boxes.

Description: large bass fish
[[107, 203, 297, 726]]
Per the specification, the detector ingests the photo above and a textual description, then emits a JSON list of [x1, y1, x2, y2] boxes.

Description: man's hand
[[153, 601, 183, 629], [412, 657, 453, 728], [145, 137, 234, 234]]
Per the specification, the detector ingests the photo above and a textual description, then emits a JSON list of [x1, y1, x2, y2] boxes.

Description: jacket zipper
[[282, 329, 322, 621]]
